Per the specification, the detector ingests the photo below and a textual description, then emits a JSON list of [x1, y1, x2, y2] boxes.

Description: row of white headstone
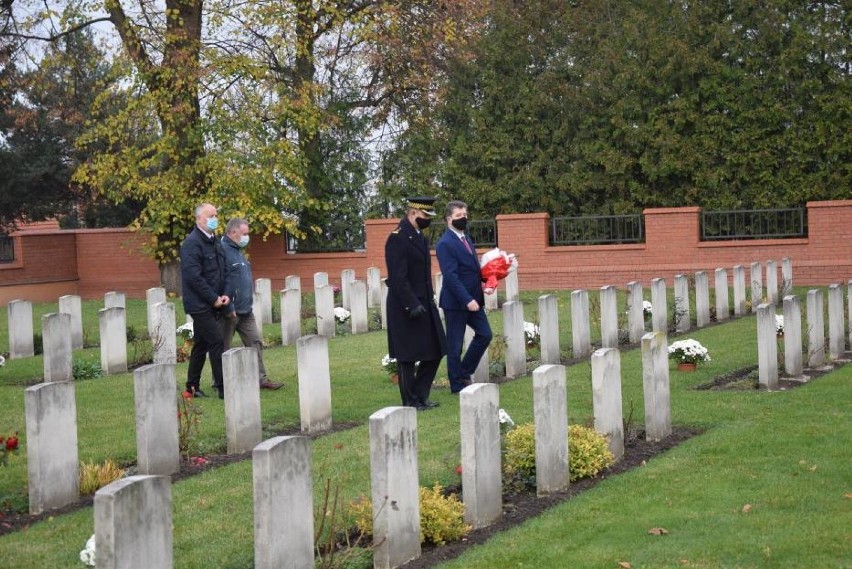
[[73, 329, 672, 569]]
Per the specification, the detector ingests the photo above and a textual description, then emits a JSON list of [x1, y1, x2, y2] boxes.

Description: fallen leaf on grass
[[844, 493, 852, 499], [741, 503, 753, 513], [617, 562, 632, 568], [648, 527, 669, 535]]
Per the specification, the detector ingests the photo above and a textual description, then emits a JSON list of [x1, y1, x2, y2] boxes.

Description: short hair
[[444, 200, 467, 219], [226, 217, 248, 234]]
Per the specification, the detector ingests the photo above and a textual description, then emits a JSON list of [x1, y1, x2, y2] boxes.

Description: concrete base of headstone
[[253, 436, 314, 569], [370, 407, 421, 569], [591, 348, 624, 460], [223, 348, 263, 454], [460, 384, 502, 528], [94, 475, 172, 569], [134, 364, 180, 476], [25, 381, 79, 514], [532, 365, 568, 496]]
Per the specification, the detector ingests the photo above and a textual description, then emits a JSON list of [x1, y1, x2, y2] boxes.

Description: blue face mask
[[238, 235, 250, 248], [206, 218, 218, 231]]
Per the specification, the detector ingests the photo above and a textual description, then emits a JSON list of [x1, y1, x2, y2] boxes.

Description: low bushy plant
[[349, 483, 470, 546], [79, 459, 125, 495], [503, 422, 616, 486], [72, 359, 101, 381]]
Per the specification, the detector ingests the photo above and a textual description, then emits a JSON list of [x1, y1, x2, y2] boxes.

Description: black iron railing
[[0, 234, 14, 263], [550, 214, 645, 245], [286, 222, 366, 253], [701, 208, 807, 240]]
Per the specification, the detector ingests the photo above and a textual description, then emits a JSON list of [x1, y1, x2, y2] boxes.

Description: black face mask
[[415, 217, 431, 230], [451, 217, 468, 231]]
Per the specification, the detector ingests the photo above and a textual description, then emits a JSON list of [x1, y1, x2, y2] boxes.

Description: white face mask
[[238, 235, 250, 248]]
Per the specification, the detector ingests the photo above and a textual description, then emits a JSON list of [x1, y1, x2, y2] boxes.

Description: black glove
[[409, 305, 427, 319]]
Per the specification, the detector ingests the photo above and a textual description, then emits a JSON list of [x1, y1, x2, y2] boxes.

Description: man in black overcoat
[[385, 197, 447, 410]]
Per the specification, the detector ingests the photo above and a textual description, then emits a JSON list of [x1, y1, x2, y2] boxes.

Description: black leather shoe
[[414, 404, 428, 411], [188, 388, 207, 398], [423, 400, 440, 408]]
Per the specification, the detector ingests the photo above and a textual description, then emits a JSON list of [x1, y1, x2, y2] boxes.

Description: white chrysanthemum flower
[[523, 321, 540, 344], [775, 314, 784, 334], [643, 300, 653, 317], [668, 338, 711, 364], [176, 322, 194, 339], [498, 408, 515, 426], [333, 306, 351, 323], [79, 534, 96, 567], [0, 354, 5, 367]]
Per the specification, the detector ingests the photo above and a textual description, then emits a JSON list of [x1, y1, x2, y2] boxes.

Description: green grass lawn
[[0, 292, 849, 568]]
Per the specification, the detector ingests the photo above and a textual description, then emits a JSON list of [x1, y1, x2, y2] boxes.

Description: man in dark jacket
[[436, 200, 493, 394], [385, 196, 447, 410], [180, 203, 230, 398], [220, 217, 283, 390]]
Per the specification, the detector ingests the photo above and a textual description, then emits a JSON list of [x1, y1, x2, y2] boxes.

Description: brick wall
[[2, 201, 850, 303]]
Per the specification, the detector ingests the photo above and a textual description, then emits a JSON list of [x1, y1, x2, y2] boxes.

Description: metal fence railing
[[0, 234, 14, 263], [286, 222, 366, 253], [701, 208, 807, 240], [550, 214, 645, 245]]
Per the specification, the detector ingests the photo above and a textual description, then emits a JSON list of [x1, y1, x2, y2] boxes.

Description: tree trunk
[[160, 259, 181, 296]]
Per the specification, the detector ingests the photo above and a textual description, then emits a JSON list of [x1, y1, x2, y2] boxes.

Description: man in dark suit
[[385, 196, 447, 410], [180, 203, 230, 399], [435, 200, 493, 394]]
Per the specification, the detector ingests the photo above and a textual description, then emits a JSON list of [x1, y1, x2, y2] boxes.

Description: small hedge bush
[[350, 483, 470, 545], [503, 422, 615, 484]]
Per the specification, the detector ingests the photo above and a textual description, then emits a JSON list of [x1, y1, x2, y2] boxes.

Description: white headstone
[[42, 312, 72, 382], [340, 269, 356, 310], [460, 383, 502, 528], [756, 303, 779, 389], [626, 281, 645, 343], [94, 475, 172, 569], [369, 407, 421, 569], [145, 287, 166, 339], [315, 285, 335, 337], [505, 270, 520, 303], [651, 278, 667, 333], [782, 295, 803, 377], [591, 347, 624, 460], [827, 284, 845, 360], [223, 347, 263, 453], [380, 279, 389, 330], [255, 278, 273, 324], [732, 265, 746, 316], [532, 364, 569, 496], [297, 335, 333, 433], [313, 272, 328, 290], [806, 289, 825, 367], [503, 301, 526, 378], [8, 299, 34, 359], [599, 285, 618, 349], [284, 274, 301, 292], [641, 332, 671, 442], [695, 271, 710, 327], [99, 307, 127, 375], [571, 290, 591, 358], [280, 288, 301, 346], [781, 257, 793, 296], [253, 436, 315, 569], [367, 267, 382, 308], [749, 262, 763, 312], [765, 260, 778, 305], [714, 268, 729, 321], [464, 325, 490, 383], [25, 381, 79, 514], [104, 291, 126, 310], [674, 275, 691, 333], [134, 363, 180, 475], [349, 280, 369, 334], [538, 294, 561, 365], [152, 302, 176, 365], [58, 294, 84, 350]]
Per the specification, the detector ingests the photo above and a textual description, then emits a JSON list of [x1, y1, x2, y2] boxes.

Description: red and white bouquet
[[480, 248, 518, 292]]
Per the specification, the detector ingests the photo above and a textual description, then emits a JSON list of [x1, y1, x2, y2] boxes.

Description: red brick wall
[[2, 201, 850, 303]]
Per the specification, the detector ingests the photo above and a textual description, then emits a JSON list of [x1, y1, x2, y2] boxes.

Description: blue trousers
[[443, 308, 492, 392]]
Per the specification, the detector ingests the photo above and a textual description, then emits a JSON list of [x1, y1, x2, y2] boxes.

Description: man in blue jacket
[[180, 203, 230, 398], [435, 200, 493, 394], [220, 218, 283, 390]]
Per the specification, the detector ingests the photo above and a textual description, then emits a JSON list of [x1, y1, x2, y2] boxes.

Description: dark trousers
[[397, 359, 441, 407], [221, 312, 268, 383], [444, 308, 492, 392], [186, 309, 225, 391]]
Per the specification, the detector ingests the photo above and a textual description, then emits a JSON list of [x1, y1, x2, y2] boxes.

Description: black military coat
[[384, 219, 447, 362]]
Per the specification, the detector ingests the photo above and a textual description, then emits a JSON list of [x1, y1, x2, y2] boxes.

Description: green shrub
[[503, 422, 615, 485], [73, 359, 102, 381], [568, 424, 615, 481], [349, 483, 470, 546]]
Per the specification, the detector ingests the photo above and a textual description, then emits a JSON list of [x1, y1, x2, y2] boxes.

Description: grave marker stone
[[99, 306, 127, 375], [8, 299, 34, 359], [503, 301, 526, 378], [255, 278, 273, 324], [460, 384, 502, 528], [464, 326, 490, 383], [714, 268, 729, 321], [539, 294, 561, 365], [297, 335, 333, 433], [641, 332, 671, 442], [674, 275, 691, 332], [367, 267, 382, 308], [571, 290, 591, 358], [59, 294, 84, 350], [600, 285, 618, 349], [42, 312, 72, 382], [532, 364, 569, 496], [827, 284, 845, 360], [651, 278, 667, 333], [806, 289, 825, 367], [223, 347, 263, 453], [341, 269, 356, 310], [315, 285, 335, 337], [591, 348, 624, 460], [757, 303, 779, 389], [627, 281, 645, 343], [782, 296, 803, 377], [695, 271, 710, 327], [350, 280, 369, 334], [134, 363, 180, 475], [766, 260, 778, 305], [732, 265, 746, 316], [280, 288, 301, 346], [145, 287, 166, 339], [750, 262, 763, 312], [104, 291, 125, 310], [152, 302, 176, 365]]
